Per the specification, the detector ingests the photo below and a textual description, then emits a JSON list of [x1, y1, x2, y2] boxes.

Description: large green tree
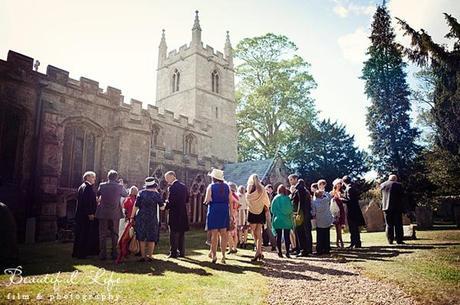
[[289, 119, 368, 188], [235, 33, 316, 161], [361, 5, 420, 178], [397, 13, 460, 156]]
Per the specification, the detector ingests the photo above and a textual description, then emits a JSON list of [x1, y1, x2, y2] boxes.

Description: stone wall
[[0, 49, 237, 242]]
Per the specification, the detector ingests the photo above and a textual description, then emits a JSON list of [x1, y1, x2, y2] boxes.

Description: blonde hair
[[247, 174, 264, 194], [129, 186, 139, 196]]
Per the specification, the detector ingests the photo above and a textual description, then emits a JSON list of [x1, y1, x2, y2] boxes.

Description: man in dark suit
[[380, 174, 405, 245], [289, 174, 312, 256], [341, 175, 365, 248], [72, 171, 99, 259], [165, 171, 189, 258], [95, 170, 128, 260]]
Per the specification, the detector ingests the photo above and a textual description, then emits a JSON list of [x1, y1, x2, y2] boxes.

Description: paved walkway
[[262, 252, 416, 305]]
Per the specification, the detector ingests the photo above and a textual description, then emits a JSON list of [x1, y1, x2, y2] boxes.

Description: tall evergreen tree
[[361, 5, 419, 178], [397, 13, 460, 156]]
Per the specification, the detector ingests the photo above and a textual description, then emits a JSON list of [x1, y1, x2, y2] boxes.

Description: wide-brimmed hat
[[144, 177, 158, 187], [208, 168, 224, 181]]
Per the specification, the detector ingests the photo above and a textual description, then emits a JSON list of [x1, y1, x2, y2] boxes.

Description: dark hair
[[277, 184, 287, 195], [266, 184, 273, 190], [107, 170, 118, 181], [311, 183, 318, 189], [342, 175, 352, 184], [298, 179, 306, 187], [212, 177, 224, 183], [288, 174, 299, 180]]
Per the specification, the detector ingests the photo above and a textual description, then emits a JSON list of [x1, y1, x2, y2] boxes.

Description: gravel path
[[262, 251, 417, 305]]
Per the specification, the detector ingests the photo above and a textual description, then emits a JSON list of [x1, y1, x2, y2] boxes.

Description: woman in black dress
[[130, 177, 165, 262]]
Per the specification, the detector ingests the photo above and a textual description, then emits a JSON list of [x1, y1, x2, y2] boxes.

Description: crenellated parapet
[[161, 42, 230, 69]]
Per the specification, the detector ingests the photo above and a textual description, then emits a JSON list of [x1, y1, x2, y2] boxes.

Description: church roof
[[223, 158, 275, 187]]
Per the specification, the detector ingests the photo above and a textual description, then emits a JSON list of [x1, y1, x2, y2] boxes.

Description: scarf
[[246, 187, 270, 214]]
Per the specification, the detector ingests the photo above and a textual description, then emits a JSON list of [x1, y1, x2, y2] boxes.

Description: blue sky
[[1, 0, 458, 151]]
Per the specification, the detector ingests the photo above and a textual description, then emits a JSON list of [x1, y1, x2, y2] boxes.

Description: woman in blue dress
[[130, 177, 165, 262], [204, 169, 232, 264]]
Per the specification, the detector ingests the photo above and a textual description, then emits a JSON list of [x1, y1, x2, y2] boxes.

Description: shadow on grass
[[329, 242, 460, 263]]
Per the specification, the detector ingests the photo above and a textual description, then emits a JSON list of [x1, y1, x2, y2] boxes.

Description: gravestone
[[363, 200, 385, 232], [416, 206, 433, 229]]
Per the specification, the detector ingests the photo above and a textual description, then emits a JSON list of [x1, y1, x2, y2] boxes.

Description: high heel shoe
[[211, 256, 217, 264], [221, 257, 226, 264], [251, 254, 260, 262]]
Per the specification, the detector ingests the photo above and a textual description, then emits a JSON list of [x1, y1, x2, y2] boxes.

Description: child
[[311, 190, 333, 255]]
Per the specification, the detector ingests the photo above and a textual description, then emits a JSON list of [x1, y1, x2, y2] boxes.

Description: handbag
[[128, 232, 140, 254], [293, 202, 303, 226]]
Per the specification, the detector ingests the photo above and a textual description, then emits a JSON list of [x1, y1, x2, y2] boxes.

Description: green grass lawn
[[337, 228, 460, 305], [1, 228, 459, 305], [0, 230, 267, 305]]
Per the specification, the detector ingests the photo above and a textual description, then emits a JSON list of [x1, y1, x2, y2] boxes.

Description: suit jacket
[[95, 180, 128, 220], [76, 182, 97, 221], [291, 183, 312, 220], [380, 180, 404, 213], [166, 180, 190, 232], [342, 183, 365, 226]]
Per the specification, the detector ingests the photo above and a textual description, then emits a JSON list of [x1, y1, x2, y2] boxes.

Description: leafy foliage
[[235, 33, 317, 161], [289, 119, 368, 189]]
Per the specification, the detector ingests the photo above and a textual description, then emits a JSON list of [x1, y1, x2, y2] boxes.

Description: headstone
[[416, 206, 433, 229], [403, 224, 416, 239], [363, 200, 385, 232]]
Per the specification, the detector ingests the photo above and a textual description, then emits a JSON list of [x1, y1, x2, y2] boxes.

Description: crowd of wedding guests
[[72, 168, 406, 264]]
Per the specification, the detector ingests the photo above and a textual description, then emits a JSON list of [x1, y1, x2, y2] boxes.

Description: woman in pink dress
[[227, 182, 239, 254], [330, 179, 346, 248]]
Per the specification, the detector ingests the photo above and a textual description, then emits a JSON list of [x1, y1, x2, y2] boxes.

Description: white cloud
[[337, 27, 369, 64], [333, 0, 375, 18]]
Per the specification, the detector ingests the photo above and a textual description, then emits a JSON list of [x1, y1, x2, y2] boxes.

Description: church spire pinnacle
[[192, 10, 201, 31], [158, 29, 167, 68], [191, 10, 202, 47], [224, 31, 233, 67], [159, 29, 167, 48]]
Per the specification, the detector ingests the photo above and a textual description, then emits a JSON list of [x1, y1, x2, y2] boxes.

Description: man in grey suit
[[380, 174, 405, 245], [95, 170, 128, 260]]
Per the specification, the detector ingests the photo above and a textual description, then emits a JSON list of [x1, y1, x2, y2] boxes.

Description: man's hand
[[88, 214, 95, 221]]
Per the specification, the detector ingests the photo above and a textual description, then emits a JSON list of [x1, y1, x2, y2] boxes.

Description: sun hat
[[208, 168, 224, 181], [144, 177, 158, 187]]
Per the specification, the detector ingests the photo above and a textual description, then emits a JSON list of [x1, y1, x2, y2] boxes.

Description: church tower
[[155, 11, 237, 163]]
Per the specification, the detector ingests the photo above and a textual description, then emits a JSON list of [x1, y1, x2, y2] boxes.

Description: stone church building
[[0, 11, 238, 242]]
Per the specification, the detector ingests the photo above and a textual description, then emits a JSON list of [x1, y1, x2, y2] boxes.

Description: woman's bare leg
[[210, 230, 218, 259], [139, 241, 146, 258], [219, 228, 228, 260]]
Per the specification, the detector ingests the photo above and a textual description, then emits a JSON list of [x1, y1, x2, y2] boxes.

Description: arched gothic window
[[151, 124, 161, 147], [211, 70, 219, 93], [184, 134, 196, 155], [172, 69, 180, 93], [60, 124, 100, 188]]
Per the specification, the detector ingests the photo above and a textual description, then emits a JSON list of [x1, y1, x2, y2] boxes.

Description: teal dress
[[270, 194, 293, 234]]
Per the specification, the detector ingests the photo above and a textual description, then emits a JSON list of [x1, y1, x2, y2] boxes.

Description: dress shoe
[[167, 253, 178, 259], [396, 241, 406, 245], [285, 252, 291, 258], [277, 252, 283, 258]]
